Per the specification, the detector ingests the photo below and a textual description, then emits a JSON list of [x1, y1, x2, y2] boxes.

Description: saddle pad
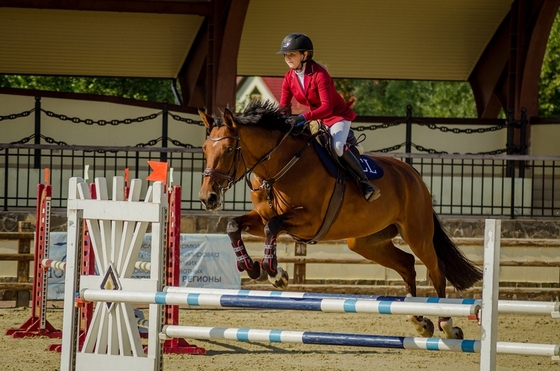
[[313, 140, 384, 180]]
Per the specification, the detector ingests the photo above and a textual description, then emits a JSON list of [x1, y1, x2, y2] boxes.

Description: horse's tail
[[432, 212, 483, 291]]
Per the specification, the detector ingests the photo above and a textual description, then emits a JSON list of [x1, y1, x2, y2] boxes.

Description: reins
[[204, 124, 317, 211]]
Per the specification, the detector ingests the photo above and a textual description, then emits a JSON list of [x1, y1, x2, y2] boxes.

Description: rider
[[278, 33, 380, 202]]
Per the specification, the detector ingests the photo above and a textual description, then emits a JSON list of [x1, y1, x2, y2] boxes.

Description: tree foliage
[[334, 79, 477, 117], [0, 75, 176, 103], [539, 11, 560, 116]]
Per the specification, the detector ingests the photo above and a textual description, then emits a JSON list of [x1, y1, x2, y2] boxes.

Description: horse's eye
[[225, 146, 234, 154]]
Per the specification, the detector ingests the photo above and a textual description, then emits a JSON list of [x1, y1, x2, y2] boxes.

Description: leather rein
[[203, 126, 316, 210]]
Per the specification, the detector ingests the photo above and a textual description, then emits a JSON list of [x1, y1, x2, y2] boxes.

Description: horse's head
[[198, 108, 243, 211], [198, 100, 292, 211]]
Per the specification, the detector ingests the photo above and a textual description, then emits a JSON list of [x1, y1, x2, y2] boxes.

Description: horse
[[197, 100, 482, 339]]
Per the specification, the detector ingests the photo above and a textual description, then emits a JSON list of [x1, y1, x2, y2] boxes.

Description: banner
[[45, 232, 240, 299]]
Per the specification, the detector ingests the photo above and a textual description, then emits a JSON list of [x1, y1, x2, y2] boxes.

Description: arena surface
[[1, 302, 558, 371]]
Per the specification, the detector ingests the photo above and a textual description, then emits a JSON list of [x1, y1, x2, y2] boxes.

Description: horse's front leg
[[260, 216, 289, 289], [227, 211, 264, 280]]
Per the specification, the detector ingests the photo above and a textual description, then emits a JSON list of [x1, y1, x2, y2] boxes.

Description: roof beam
[[1, 0, 212, 16], [470, 0, 560, 119], [212, 0, 250, 113], [177, 23, 209, 108]]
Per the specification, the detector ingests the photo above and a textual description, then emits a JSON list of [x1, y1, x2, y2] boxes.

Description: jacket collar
[[292, 60, 315, 76]]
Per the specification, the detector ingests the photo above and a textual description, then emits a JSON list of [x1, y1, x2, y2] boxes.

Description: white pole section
[[480, 219, 501, 371]]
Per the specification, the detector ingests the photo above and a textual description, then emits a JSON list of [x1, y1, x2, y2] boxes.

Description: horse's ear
[[222, 108, 236, 129], [198, 109, 213, 128]]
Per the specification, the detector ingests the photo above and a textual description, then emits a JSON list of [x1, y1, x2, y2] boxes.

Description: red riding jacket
[[280, 60, 356, 127]]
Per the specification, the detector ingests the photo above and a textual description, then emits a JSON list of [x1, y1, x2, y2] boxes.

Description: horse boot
[[340, 149, 381, 202]]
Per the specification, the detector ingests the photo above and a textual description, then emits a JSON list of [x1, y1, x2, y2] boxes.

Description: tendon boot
[[340, 150, 381, 202]]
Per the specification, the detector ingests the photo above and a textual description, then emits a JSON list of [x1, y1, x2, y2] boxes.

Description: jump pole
[[79, 289, 480, 318], [163, 287, 560, 317], [160, 325, 559, 357]]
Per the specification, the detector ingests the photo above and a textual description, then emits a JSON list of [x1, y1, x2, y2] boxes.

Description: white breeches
[[329, 120, 351, 157]]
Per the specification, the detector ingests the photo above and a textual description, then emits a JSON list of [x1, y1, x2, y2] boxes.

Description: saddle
[[308, 121, 384, 181]]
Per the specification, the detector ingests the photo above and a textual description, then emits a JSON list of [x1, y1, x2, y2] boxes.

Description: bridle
[[202, 125, 315, 207]]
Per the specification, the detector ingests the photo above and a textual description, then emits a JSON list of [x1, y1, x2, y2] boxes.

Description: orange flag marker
[[146, 161, 168, 184]]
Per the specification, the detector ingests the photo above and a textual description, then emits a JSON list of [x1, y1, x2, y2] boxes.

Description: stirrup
[[362, 183, 381, 203]]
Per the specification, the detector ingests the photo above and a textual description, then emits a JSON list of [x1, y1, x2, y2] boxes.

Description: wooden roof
[[1, 0, 559, 118]]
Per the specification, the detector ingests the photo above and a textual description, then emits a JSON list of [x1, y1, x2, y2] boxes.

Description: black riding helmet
[[277, 33, 314, 60]]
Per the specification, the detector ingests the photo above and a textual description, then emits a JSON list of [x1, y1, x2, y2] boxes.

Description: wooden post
[[293, 242, 307, 284], [16, 221, 33, 307]]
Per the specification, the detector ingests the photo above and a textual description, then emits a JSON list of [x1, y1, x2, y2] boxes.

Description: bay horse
[[198, 100, 482, 339]]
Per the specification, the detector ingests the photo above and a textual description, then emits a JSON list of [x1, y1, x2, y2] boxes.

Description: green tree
[[0, 75, 176, 103], [540, 11, 560, 116], [334, 79, 477, 117]]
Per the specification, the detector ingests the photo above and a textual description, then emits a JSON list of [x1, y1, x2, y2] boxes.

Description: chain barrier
[[370, 141, 507, 155], [414, 118, 507, 134], [0, 103, 513, 155], [7, 134, 66, 145], [169, 113, 205, 126], [134, 137, 199, 149], [352, 120, 403, 132], [42, 109, 162, 126], [0, 108, 35, 122]]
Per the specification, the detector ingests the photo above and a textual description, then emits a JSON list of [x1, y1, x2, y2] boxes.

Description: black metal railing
[[1, 144, 559, 218]]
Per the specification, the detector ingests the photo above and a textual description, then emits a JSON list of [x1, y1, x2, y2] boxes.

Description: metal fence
[[1, 98, 559, 218], [1, 144, 559, 218]]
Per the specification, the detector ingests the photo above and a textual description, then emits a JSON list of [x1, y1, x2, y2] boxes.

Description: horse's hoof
[[408, 315, 434, 337], [245, 263, 261, 280], [269, 267, 289, 290], [439, 317, 464, 339]]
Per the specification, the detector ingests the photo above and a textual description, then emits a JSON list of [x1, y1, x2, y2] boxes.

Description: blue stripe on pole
[[426, 338, 440, 351], [186, 293, 200, 306], [270, 291, 283, 297], [461, 339, 476, 353], [462, 299, 477, 305], [154, 292, 167, 305], [269, 330, 282, 342], [219, 296, 323, 311], [302, 332, 406, 349], [427, 297, 440, 303], [238, 290, 250, 296], [343, 299, 357, 312], [378, 301, 392, 314], [237, 328, 250, 341]]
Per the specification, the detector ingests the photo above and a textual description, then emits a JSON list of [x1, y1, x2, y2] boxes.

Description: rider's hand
[[286, 114, 306, 128]]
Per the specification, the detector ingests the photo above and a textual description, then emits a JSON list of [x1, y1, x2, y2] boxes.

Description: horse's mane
[[214, 100, 292, 133]]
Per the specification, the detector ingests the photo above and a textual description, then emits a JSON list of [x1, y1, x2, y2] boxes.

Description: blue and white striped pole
[[80, 289, 480, 317], [161, 325, 560, 357], [164, 287, 560, 317]]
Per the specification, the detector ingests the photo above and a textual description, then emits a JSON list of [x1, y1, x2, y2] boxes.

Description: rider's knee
[[333, 142, 345, 157]]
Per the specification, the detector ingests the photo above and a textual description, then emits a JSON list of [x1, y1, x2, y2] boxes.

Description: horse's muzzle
[[199, 191, 222, 211]]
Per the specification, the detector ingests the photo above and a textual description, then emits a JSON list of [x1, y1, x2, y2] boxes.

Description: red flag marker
[[146, 161, 168, 184]]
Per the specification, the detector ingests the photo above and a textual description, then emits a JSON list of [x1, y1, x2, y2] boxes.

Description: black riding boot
[[340, 150, 381, 202]]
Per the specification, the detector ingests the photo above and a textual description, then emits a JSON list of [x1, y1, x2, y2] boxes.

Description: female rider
[[279, 33, 380, 202]]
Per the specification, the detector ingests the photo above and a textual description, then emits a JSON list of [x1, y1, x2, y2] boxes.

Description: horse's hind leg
[[347, 227, 434, 337], [227, 210, 265, 280], [398, 221, 464, 339]]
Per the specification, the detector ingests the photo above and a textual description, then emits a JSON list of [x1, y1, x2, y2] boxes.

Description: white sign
[[46, 232, 240, 299]]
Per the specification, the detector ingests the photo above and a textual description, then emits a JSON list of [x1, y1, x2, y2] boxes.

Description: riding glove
[[286, 114, 306, 128]]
